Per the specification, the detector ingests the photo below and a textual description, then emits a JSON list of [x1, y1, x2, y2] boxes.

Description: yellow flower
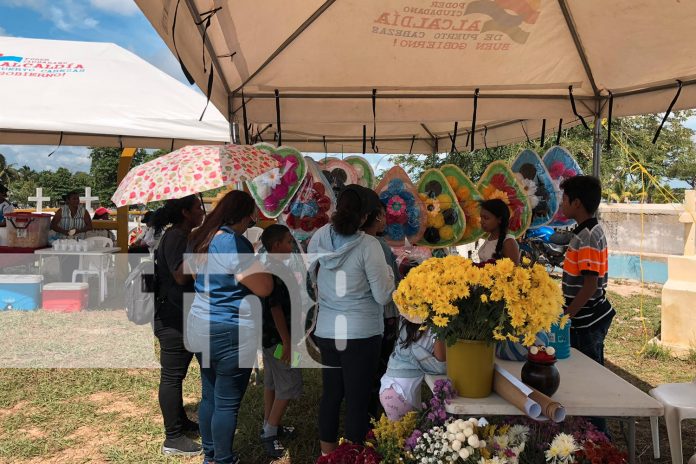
[[424, 197, 441, 214], [439, 225, 454, 241], [427, 213, 445, 228], [393, 255, 564, 345], [559, 314, 570, 328], [436, 193, 453, 209], [482, 185, 510, 204]]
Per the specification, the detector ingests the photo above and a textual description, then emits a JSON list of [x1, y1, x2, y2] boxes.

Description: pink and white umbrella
[[111, 145, 278, 206]]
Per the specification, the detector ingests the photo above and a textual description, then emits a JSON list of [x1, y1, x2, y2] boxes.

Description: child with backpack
[[259, 224, 303, 458], [379, 314, 446, 421]]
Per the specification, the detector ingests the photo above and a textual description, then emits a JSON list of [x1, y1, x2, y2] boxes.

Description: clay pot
[[521, 359, 560, 397]]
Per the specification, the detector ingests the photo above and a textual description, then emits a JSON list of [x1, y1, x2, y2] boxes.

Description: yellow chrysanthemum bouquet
[[393, 255, 566, 346]]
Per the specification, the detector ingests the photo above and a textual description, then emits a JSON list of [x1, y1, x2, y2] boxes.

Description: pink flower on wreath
[[264, 196, 279, 211], [282, 168, 298, 185], [387, 195, 407, 217], [549, 161, 565, 179], [272, 182, 289, 199]]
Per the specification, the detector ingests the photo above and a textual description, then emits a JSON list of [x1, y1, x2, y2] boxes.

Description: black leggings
[[155, 323, 195, 439], [316, 335, 382, 444]]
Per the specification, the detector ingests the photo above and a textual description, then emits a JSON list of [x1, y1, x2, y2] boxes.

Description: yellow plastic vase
[[446, 340, 495, 398]]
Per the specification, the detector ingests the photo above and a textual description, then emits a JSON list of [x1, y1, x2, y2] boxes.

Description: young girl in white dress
[[476, 199, 520, 265]]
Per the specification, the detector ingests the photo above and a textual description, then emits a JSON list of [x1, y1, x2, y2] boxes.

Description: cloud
[[0, 26, 11, 36], [89, 0, 139, 16], [0, 145, 91, 173], [0, 0, 99, 32]]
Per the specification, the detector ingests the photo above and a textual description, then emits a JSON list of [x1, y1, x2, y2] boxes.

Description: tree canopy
[[392, 111, 696, 204], [0, 147, 161, 207], [0, 112, 694, 209]]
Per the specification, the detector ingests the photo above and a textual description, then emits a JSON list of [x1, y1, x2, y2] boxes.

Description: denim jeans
[[570, 313, 614, 435], [570, 313, 614, 365], [187, 315, 256, 464]]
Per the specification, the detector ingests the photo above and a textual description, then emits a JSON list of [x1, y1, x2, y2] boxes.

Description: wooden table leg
[[628, 417, 636, 464]]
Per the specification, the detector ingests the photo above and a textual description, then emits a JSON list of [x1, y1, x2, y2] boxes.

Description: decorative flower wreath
[[260, 154, 300, 212], [446, 174, 482, 242], [420, 191, 458, 243], [284, 167, 333, 239], [379, 178, 421, 242], [481, 173, 526, 232], [548, 160, 578, 223]]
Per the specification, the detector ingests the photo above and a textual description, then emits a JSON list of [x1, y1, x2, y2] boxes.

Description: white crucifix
[[79, 187, 99, 214], [28, 187, 51, 213]]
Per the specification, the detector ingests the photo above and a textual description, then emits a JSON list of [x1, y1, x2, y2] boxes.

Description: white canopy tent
[[135, 0, 696, 172], [0, 36, 230, 149], [0, 36, 232, 249]]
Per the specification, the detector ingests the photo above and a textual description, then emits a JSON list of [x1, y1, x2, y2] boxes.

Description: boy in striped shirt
[[560, 176, 615, 366]]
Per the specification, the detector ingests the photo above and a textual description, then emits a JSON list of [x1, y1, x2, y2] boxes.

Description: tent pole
[[231, 122, 240, 144], [116, 147, 137, 285], [116, 148, 137, 252], [592, 114, 601, 178]]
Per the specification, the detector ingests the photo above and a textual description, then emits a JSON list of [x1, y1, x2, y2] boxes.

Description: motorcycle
[[519, 226, 573, 270]]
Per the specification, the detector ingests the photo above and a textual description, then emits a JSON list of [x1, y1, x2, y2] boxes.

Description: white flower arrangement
[[412, 426, 458, 463], [545, 432, 580, 464], [412, 418, 530, 464]]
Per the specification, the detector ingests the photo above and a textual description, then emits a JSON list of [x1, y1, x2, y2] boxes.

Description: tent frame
[[168, 0, 696, 180]]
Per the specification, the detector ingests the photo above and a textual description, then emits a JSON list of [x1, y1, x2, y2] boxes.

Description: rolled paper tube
[[493, 366, 542, 419], [529, 390, 566, 423]]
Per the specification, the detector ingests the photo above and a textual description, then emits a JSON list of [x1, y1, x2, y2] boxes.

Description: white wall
[[599, 203, 685, 256]]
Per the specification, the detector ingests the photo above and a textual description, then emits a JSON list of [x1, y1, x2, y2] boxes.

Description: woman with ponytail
[[153, 195, 205, 457], [186, 190, 273, 464], [477, 199, 520, 265], [307, 185, 395, 455]]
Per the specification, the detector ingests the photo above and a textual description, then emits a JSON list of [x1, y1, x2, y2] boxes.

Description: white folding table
[[426, 348, 664, 464]]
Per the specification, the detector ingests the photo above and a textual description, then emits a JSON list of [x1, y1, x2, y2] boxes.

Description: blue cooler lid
[[0, 275, 43, 284]]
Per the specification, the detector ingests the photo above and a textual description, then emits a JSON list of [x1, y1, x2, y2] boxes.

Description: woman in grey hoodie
[[308, 185, 395, 455]]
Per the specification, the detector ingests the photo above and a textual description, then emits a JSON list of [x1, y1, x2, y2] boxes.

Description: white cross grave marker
[[80, 187, 99, 214], [28, 187, 51, 213]]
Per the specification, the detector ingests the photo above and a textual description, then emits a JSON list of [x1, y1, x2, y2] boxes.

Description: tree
[[390, 111, 696, 204], [11, 179, 38, 208], [666, 146, 696, 189], [17, 165, 37, 183], [89, 147, 150, 207], [38, 168, 75, 205], [0, 153, 18, 187]]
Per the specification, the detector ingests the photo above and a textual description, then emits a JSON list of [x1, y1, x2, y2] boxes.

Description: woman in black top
[[152, 195, 205, 456]]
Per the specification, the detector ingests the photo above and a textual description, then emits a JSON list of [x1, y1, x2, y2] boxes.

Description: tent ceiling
[[134, 0, 696, 153], [0, 36, 230, 149]]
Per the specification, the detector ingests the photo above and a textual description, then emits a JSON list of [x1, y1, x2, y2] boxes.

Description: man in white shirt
[[0, 184, 14, 228]]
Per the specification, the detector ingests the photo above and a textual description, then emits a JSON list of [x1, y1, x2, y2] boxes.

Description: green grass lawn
[[0, 282, 694, 463]]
